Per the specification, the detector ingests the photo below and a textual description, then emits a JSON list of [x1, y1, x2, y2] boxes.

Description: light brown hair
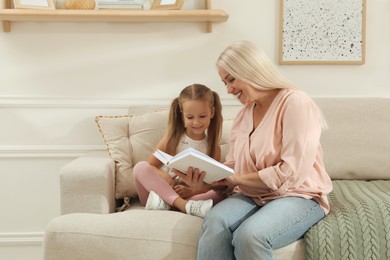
[[164, 84, 223, 157]]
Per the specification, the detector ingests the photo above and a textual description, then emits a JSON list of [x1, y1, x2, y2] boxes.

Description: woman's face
[[218, 67, 254, 105]]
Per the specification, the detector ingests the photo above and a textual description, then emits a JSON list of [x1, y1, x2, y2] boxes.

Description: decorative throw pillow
[[95, 108, 168, 199]]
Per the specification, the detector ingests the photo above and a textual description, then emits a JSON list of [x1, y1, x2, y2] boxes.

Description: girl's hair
[[217, 40, 299, 91], [165, 84, 223, 157]]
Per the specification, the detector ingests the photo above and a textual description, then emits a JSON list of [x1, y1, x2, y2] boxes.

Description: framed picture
[[279, 0, 366, 65], [151, 0, 184, 10], [13, 0, 55, 9]]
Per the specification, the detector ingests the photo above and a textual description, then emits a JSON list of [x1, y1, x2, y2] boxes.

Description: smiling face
[[181, 99, 214, 140], [218, 67, 256, 105]]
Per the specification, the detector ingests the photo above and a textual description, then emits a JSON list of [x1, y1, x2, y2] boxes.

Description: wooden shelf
[[0, 8, 229, 32]]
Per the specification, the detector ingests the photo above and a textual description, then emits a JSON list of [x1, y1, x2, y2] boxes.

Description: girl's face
[[181, 99, 214, 140], [218, 67, 254, 105]]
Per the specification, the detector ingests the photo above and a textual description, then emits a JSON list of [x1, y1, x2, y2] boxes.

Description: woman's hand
[[211, 176, 237, 195], [173, 167, 211, 193]]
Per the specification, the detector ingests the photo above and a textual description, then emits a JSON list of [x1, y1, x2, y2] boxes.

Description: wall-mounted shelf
[[0, 0, 228, 33]]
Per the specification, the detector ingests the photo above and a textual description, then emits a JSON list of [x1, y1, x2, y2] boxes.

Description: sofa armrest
[[60, 151, 116, 215]]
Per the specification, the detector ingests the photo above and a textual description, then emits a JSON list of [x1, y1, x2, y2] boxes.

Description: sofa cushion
[[96, 115, 136, 199], [127, 108, 170, 166], [95, 108, 167, 199], [96, 98, 390, 199], [96, 107, 235, 200], [316, 98, 390, 180], [44, 206, 305, 260], [44, 210, 204, 259]]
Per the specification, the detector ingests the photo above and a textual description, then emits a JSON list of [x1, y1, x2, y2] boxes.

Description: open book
[[153, 148, 234, 184]]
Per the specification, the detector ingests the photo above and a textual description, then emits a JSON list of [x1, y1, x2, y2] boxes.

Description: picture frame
[[13, 0, 55, 9], [150, 0, 184, 10], [279, 0, 366, 65]]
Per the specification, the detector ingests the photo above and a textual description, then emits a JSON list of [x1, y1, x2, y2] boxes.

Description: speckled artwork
[[280, 0, 366, 64]]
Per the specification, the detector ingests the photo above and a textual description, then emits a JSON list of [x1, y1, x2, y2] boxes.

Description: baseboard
[[0, 233, 43, 260]]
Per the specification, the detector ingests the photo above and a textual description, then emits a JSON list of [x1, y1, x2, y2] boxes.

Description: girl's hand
[[173, 167, 211, 192], [174, 185, 198, 199]]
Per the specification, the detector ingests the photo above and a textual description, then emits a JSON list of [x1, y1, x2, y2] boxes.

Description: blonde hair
[[217, 41, 328, 129], [164, 84, 223, 157], [217, 40, 299, 91]]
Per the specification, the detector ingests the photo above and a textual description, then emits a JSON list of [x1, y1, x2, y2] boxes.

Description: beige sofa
[[43, 98, 390, 260]]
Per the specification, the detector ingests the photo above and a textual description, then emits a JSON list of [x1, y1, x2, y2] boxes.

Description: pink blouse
[[225, 89, 333, 214]]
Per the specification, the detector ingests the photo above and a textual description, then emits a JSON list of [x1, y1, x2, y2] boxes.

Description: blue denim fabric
[[197, 194, 325, 260]]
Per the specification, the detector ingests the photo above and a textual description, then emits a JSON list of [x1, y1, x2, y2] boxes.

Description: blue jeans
[[197, 194, 325, 260]]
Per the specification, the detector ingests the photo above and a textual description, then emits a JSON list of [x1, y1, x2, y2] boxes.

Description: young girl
[[133, 84, 226, 218]]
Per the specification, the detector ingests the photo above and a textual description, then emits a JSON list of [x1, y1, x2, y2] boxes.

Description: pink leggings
[[133, 161, 226, 206]]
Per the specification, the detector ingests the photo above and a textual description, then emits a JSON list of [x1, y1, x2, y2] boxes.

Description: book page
[[172, 148, 233, 172], [153, 149, 172, 165], [168, 148, 234, 183], [153, 148, 234, 183]]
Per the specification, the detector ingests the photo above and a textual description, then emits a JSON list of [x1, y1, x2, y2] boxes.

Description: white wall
[[0, 0, 389, 259]]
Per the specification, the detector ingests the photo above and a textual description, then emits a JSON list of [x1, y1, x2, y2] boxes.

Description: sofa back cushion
[[96, 98, 390, 199], [96, 107, 235, 200], [316, 98, 390, 180], [128, 107, 234, 168]]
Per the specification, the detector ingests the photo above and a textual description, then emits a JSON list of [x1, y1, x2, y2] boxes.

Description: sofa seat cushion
[[44, 205, 305, 260], [44, 209, 203, 259]]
